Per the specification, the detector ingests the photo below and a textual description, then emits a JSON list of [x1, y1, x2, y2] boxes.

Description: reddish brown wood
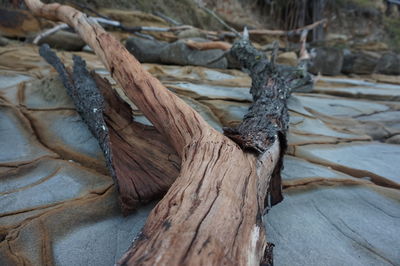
[[185, 40, 232, 51], [118, 138, 280, 265], [95, 74, 180, 214]]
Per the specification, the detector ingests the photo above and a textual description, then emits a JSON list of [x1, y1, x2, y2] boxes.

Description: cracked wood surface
[[118, 138, 280, 265]]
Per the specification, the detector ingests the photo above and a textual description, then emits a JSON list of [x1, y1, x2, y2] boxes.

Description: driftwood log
[[24, 0, 311, 264]]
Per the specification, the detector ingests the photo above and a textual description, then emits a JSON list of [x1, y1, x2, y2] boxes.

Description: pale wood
[[24, 1, 284, 265]]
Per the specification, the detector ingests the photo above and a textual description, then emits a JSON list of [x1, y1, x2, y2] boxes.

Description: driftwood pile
[[23, 0, 313, 264]]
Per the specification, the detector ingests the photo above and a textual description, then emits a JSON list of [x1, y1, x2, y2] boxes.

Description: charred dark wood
[[224, 38, 289, 207], [39, 44, 112, 174], [225, 37, 313, 206], [225, 39, 288, 154]]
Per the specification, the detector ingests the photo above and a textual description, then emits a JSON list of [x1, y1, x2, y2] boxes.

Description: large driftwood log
[[23, 0, 310, 264]]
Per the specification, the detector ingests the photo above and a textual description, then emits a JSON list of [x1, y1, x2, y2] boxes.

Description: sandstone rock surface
[[0, 44, 399, 266]]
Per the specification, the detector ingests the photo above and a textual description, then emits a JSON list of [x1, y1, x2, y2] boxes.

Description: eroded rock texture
[[0, 44, 399, 265]]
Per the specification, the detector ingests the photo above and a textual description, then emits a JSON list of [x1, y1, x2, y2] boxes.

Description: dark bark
[[225, 37, 313, 206], [39, 44, 112, 175]]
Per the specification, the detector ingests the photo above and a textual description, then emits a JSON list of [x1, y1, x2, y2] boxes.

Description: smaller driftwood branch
[[224, 37, 289, 205], [32, 17, 188, 44], [33, 23, 69, 44], [39, 44, 180, 214]]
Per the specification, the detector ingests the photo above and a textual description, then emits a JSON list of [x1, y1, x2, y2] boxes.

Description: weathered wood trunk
[[23, 0, 311, 264], [118, 137, 280, 265]]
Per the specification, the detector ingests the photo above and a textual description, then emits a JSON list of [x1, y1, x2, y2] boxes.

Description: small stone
[[375, 52, 400, 75], [177, 28, 207, 39], [159, 40, 227, 69], [126, 36, 168, 63], [308, 47, 343, 76], [0, 35, 9, 46], [82, 45, 94, 53], [342, 49, 381, 74], [386, 134, 400, 144]]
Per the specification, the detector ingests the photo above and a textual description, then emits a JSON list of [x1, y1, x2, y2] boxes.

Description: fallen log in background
[[185, 39, 232, 51], [23, 0, 310, 264]]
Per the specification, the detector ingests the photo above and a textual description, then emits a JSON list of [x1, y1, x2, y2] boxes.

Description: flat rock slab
[[0, 186, 152, 266], [296, 94, 390, 118], [282, 155, 356, 182], [317, 77, 400, 89], [169, 82, 252, 101], [266, 184, 400, 266], [0, 71, 32, 89], [288, 113, 368, 144], [25, 110, 106, 172], [0, 104, 56, 166], [314, 77, 400, 101], [294, 142, 400, 188], [314, 86, 400, 101], [22, 75, 75, 110], [200, 98, 367, 145], [357, 110, 400, 130], [0, 159, 111, 215]]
